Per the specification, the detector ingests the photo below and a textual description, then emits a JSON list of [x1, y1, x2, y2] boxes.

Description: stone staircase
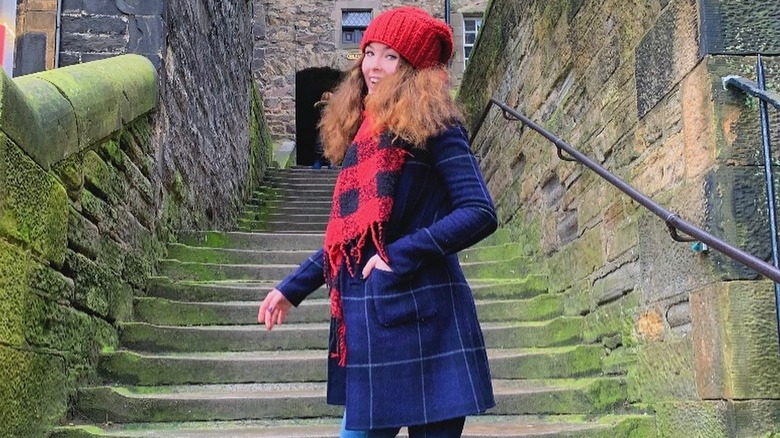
[[54, 167, 654, 437]]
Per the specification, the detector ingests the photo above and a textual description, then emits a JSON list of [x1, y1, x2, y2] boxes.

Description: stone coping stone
[[0, 54, 157, 169]]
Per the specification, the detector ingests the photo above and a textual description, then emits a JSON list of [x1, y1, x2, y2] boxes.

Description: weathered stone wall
[[0, 55, 157, 437], [155, 0, 260, 232], [59, 0, 165, 69], [459, 0, 780, 435], [59, 0, 264, 232], [253, 0, 481, 140]]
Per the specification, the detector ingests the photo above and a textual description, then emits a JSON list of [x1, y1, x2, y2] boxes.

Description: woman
[[258, 6, 497, 437]]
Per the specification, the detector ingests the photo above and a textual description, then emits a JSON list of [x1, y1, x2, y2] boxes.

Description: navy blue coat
[[277, 125, 498, 430]]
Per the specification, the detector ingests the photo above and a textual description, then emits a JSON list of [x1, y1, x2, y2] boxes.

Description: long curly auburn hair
[[318, 56, 465, 165]]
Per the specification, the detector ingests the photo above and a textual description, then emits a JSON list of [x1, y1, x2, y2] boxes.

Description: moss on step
[[469, 276, 549, 299], [477, 294, 563, 321], [459, 243, 525, 263], [490, 345, 604, 379]]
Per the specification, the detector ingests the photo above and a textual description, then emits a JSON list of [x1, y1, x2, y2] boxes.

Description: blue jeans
[[339, 412, 465, 438]]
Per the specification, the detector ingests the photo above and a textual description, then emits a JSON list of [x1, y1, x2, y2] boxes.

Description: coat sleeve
[[276, 247, 326, 306], [384, 126, 498, 277]]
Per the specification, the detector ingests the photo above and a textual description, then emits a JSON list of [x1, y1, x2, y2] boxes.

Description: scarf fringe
[[324, 221, 389, 368]]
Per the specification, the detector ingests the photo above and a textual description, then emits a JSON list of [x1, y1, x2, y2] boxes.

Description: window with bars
[[341, 10, 372, 46], [463, 16, 482, 65]]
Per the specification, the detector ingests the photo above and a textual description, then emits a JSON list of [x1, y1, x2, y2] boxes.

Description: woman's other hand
[[362, 254, 393, 278], [258, 288, 293, 330]]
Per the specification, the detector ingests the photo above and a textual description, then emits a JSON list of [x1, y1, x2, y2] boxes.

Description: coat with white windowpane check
[[276, 124, 498, 430]]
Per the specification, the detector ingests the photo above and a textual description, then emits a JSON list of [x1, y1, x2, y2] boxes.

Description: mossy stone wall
[[0, 49, 274, 436], [460, 0, 780, 435]]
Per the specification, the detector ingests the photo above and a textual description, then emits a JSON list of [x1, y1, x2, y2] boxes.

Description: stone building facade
[[253, 0, 487, 165]]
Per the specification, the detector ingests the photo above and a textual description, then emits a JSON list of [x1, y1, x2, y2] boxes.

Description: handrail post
[[756, 55, 780, 351]]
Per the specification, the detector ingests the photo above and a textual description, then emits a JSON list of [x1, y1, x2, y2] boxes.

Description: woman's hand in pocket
[[362, 254, 393, 278]]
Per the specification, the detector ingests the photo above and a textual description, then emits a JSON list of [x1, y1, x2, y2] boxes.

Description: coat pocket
[[368, 269, 437, 327]]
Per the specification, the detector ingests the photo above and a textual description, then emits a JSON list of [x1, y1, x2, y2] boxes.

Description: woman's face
[[362, 42, 400, 94]]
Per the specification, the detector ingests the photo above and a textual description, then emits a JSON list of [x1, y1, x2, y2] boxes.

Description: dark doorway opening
[[295, 67, 343, 166]]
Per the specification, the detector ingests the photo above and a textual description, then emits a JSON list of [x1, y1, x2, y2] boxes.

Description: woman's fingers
[[258, 289, 291, 330], [361, 254, 393, 278]]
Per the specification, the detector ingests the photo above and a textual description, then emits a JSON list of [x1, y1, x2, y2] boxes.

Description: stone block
[[547, 226, 604, 293], [0, 345, 68, 438], [655, 400, 730, 438], [61, 0, 83, 13], [60, 31, 125, 56], [65, 250, 130, 320], [583, 290, 638, 345], [128, 16, 164, 55], [703, 165, 773, 280], [656, 399, 780, 437], [79, 188, 118, 238], [14, 32, 48, 76], [61, 15, 127, 35], [29, 262, 74, 303], [81, 0, 121, 15], [592, 261, 639, 305], [638, 193, 715, 306], [691, 281, 780, 399], [58, 52, 81, 67], [0, 240, 31, 347], [636, 338, 698, 402], [681, 60, 717, 181], [635, 0, 700, 118], [117, 0, 166, 16], [83, 150, 127, 203], [0, 135, 68, 265]]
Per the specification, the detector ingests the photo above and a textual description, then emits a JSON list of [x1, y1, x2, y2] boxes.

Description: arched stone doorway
[[295, 67, 342, 166]]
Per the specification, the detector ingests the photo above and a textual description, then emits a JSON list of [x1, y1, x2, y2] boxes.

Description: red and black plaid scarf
[[323, 115, 408, 367]]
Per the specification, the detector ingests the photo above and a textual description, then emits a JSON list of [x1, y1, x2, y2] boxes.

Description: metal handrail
[[470, 98, 780, 285]]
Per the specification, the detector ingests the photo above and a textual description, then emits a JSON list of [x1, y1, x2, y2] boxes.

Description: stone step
[[261, 180, 338, 190], [51, 414, 657, 438], [175, 231, 323, 250], [118, 319, 583, 353], [132, 298, 330, 325], [163, 245, 525, 267], [144, 278, 548, 303], [132, 295, 563, 326], [72, 378, 627, 423], [156, 260, 299, 282], [242, 203, 333, 216], [236, 220, 327, 233], [238, 212, 331, 224], [250, 188, 334, 200], [257, 178, 336, 186], [145, 278, 286, 302], [266, 168, 340, 178], [460, 243, 526, 263], [156, 259, 535, 283], [164, 245, 316, 265], [245, 197, 332, 210], [461, 257, 532, 279], [97, 346, 604, 386]]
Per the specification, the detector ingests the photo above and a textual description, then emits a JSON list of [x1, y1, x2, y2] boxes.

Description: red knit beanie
[[360, 6, 454, 69]]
